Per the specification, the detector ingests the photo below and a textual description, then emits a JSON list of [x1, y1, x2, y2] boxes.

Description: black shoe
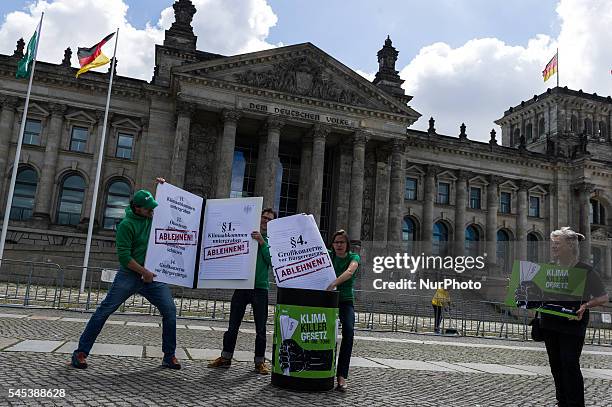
[[70, 351, 88, 369], [162, 356, 181, 370]]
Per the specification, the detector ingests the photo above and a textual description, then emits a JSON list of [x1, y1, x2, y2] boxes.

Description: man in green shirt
[[208, 208, 276, 374], [71, 184, 181, 370]]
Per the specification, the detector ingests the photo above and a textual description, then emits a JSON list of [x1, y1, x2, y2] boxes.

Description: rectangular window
[[405, 177, 417, 200], [437, 182, 450, 205], [500, 192, 511, 214], [470, 187, 481, 209], [70, 126, 89, 152], [23, 119, 42, 145], [529, 196, 540, 217], [116, 133, 134, 159]]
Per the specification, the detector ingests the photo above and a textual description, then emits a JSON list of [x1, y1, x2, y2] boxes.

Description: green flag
[[16, 26, 39, 79]]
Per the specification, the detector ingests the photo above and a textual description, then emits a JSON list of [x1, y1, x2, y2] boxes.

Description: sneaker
[[162, 356, 182, 370], [70, 351, 88, 369], [254, 362, 270, 375], [208, 356, 231, 368]]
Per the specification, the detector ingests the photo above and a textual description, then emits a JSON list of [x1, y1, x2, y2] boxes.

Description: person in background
[[71, 178, 181, 370], [326, 229, 360, 392], [431, 288, 450, 334], [208, 208, 276, 374], [542, 227, 608, 407]]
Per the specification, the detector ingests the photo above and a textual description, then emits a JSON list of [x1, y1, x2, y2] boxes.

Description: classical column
[[348, 131, 367, 242], [605, 243, 612, 280], [454, 171, 468, 256], [486, 175, 500, 263], [307, 124, 329, 226], [421, 165, 437, 254], [333, 140, 352, 233], [0, 96, 18, 200], [517, 181, 529, 261], [215, 109, 241, 198], [135, 118, 149, 188], [296, 135, 312, 213], [372, 147, 390, 242], [262, 116, 284, 208], [577, 182, 593, 264], [254, 129, 267, 197], [82, 111, 111, 223], [170, 101, 195, 187], [387, 139, 404, 243], [33, 103, 67, 220]]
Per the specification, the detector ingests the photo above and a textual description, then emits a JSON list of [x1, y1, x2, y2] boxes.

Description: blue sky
[[0, 1, 608, 140]]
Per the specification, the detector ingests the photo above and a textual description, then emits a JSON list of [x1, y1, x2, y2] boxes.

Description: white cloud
[[0, 0, 278, 81], [399, 0, 612, 141]]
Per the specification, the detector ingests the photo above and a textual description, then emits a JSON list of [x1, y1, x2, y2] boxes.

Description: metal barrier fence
[[0, 259, 610, 345]]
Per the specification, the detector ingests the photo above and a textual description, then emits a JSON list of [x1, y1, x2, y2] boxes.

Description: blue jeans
[[76, 268, 177, 360], [337, 301, 355, 379], [221, 289, 268, 363]]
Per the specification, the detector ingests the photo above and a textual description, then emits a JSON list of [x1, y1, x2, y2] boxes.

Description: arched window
[[513, 128, 520, 146], [57, 174, 85, 225], [10, 167, 38, 221], [465, 225, 480, 257], [497, 230, 511, 274], [598, 121, 607, 139], [402, 216, 416, 254], [433, 221, 449, 256], [584, 118, 593, 135], [527, 232, 540, 262], [570, 115, 578, 132], [590, 199, 606, 225], [103, 180, 131, 230], [538, 118, 545, 138], [526, 123, 533, 141]]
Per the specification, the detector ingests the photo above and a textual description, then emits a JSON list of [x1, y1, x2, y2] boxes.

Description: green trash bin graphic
[[272, 287, 339, 391]]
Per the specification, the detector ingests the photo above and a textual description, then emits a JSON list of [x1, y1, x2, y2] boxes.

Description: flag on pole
[[76, 32, 115, 77], [15, 20, 42, 79], [542, 52, 558, 82]]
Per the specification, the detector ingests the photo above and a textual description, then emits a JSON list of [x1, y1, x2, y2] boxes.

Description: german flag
[[76, 32, 115, 78]]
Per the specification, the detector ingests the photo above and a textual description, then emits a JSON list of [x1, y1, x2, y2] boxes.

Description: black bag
[[530, 312, 544, 342]]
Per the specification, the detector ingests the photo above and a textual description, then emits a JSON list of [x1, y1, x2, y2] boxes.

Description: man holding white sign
[[208, 208, 276, 374], [71, 179, 181, 370]]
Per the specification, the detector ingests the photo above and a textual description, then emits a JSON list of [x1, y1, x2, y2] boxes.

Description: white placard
[[197, 197, 262, 289], [144, 183, 203, 288], [267, 214, 336, 290]]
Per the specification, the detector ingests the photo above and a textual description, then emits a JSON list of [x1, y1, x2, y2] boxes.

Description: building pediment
[[173, 43, 420, 122]]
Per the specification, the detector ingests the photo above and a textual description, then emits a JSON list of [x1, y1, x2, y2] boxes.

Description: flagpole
[[0, 13, 44, 269], [80, 28, 119, 293], [556, 48, 559, 87]]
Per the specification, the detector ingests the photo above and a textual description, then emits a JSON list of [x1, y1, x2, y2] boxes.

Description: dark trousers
[[543, 329, 585, 407], [433, 305, 443, 331], [337, 301, 355, 379], [222, 288, 268, 363]]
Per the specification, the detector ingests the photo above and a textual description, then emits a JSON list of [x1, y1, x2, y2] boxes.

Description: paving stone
[[0, 337, 19, 350], [581, 368, 612, 380], [5, 340, 64, 353], [239, 328, 257, 334], [106, 320, 126, 325], [29, 316, 61, 321], [457, 363, 538, 375], [507, 365, 551, 375], [145, 346, 188, 360], [186, 348, 221, 360], [0, 313, 28, 319], [370, 358, 455, 372], [55, 341, 142, 357], [60, 317, 89, 323], [187, 325, 212, 331], [427, 361, 485, 373], [350, 357, 389, 368], [176, 324, 188, 329], [126, 322, 159, 327], [233, 351, 254, 362]]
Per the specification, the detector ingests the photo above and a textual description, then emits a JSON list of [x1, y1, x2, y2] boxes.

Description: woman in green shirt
[[326, 229, 360, 392]]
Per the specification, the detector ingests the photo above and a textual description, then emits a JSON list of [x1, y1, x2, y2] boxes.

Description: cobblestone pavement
[[0, 308, 611, 406]]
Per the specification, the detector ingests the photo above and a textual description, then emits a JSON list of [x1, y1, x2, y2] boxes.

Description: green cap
[[132, 189, 158, 210]]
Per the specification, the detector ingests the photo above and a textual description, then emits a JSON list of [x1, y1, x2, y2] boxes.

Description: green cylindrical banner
[[271, 287, 339, 391]]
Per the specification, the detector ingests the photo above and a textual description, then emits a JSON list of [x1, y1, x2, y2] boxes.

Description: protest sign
[[267, 214, 336, 290], [144, 182, 203, 288], [505, 260, 587, 318], [197, 197, 262, 289]]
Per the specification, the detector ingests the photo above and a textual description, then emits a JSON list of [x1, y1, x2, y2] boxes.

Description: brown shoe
[[254, 362, 270, 375], [208, 356, 231, 368], [70, 351, 88, 369]]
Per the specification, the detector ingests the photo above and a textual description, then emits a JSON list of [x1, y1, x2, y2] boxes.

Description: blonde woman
[[542, 227, 608, 407]]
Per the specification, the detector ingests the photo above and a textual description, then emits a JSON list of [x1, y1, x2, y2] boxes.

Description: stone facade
[[0, 0, 610, 282]]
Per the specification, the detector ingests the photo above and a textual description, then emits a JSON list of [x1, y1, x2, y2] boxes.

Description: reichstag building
[[0, 0, 610, 283]]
